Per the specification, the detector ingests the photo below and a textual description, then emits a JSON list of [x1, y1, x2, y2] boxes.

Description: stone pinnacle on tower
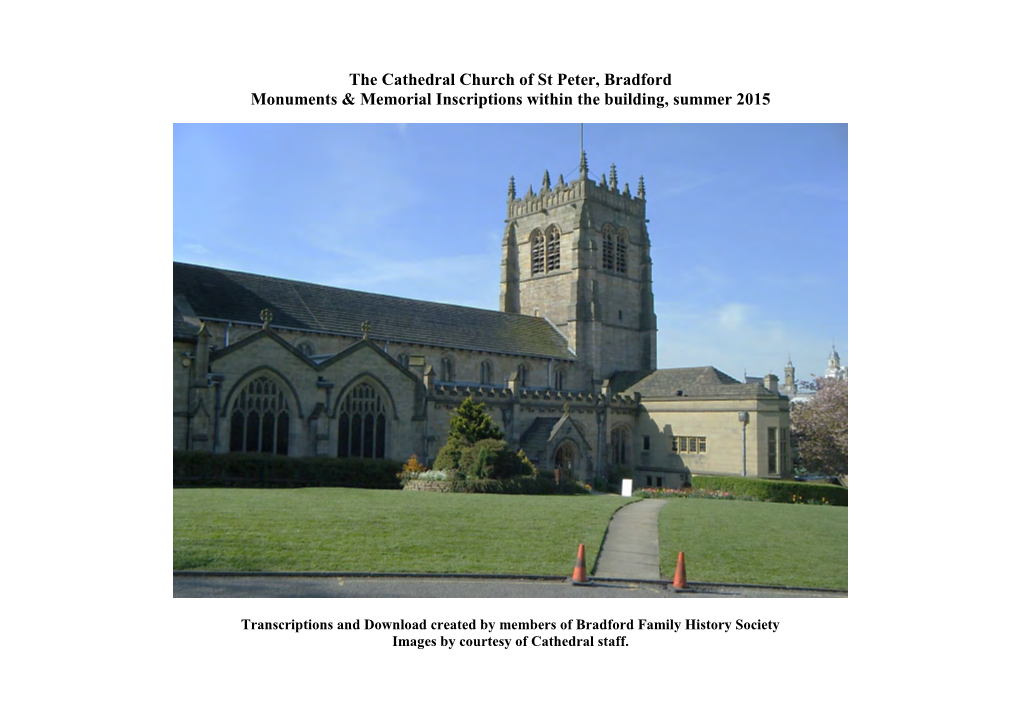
[[609, 163, 618, 191], [638, 175, 646, 199], [542, 169, 551, 192], [580, 150, 588, 178], [507, 176, 516, 200]]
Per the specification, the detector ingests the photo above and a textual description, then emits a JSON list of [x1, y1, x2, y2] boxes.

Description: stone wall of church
[[636, 397, 792, 480], [173, 340, 195, 450], [421, 385, 639, 476], [174, 327, 790, 481], [589, 322, 650, 379], [201, 335, 422, 461]]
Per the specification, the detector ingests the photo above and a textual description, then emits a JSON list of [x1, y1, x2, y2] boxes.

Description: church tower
[[499, 152, 657, 387], [825, 345, 847, 380], [782, 355, 797, 396]]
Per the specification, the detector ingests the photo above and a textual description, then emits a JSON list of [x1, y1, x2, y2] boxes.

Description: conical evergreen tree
[[448, 397, 503, 445]]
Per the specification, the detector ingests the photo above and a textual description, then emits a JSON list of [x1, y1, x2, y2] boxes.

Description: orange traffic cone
[[571, 543, 590, 584], [672, 551, 689, 591]]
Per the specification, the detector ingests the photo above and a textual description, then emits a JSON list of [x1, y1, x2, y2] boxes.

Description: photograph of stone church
[[173, 141, 794, 488]]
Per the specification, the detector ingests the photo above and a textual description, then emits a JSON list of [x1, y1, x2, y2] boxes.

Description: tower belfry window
[[602, 226, 615, 270], [546, 225, 561, 271], [616, 231, 628, 273], [530, 229, 546, 275], [531, 226, 561, 274]]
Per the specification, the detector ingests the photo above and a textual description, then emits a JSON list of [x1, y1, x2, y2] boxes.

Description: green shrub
[[516, 450, 538, 478], [451, 474, 560, 495], [447, 397, 504, 445], [433, 438, 468, 474], [173, 451, 403, 489], [449, 472, 590, 495], [691, 475, 847, 506], [459, 438, 522, 480]]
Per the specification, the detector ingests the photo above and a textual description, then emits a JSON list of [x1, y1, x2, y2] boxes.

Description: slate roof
[[173, 301, 199, 341], [612, 367, 781, 399], [173, 262, 574, 360], [518, 417, 560, 460]]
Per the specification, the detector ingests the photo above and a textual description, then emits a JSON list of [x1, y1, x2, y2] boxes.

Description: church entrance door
[[554, 443, 576, 480]]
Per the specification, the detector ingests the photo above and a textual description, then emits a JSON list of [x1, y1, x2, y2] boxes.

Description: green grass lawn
[[174, 488, 634, 575], [657, 499, 847, 589]]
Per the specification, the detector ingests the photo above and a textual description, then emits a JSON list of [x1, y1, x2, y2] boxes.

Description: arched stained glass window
[[228, 376, 291, 455], [337, 382, 387, 460]]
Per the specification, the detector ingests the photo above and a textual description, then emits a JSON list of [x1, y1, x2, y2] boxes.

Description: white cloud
[[717, 302, 751, 330]]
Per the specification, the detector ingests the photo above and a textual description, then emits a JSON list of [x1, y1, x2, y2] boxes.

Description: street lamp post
[[738, 411, 749, 477]]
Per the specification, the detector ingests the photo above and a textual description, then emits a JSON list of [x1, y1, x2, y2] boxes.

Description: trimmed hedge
[[450, 475, 585, 495], [174, 451, 403, 489], [692, 475, 848, 506]]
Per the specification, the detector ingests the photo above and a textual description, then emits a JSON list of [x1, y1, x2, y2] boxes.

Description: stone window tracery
[[337, 382, 386, 459], [530, 229, 545, 275], [616, 230, 628, 274], [228, 375, 291, 455], [545, 225, 561, 271], [610, 426, 630, 466], [602, 225, 615, 270], [531, 226, 562, 274]]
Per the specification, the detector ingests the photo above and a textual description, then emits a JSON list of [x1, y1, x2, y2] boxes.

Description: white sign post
[[621, 478, 633, 497]]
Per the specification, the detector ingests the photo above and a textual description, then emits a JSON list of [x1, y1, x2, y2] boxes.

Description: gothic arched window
[[516, 364, 528, 387], [228, 375, 291, 455], [610, 426, 630, 466], [337, 382, 387, 460], [480, 361, 492, 385], [440, 357, 454, 383], [553, 366, 565, 391], [602, 225, 615, 270], [545, 225, 561, 271], [297, 340, 316, 357], [530, 229, 546, 275], [616, 229, 628, 274]]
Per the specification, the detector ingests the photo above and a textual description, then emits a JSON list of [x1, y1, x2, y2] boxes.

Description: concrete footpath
[[592, 499, 668, 580]]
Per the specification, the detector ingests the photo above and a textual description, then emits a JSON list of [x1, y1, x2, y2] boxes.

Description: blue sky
[[173, 123, 847, 381]]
